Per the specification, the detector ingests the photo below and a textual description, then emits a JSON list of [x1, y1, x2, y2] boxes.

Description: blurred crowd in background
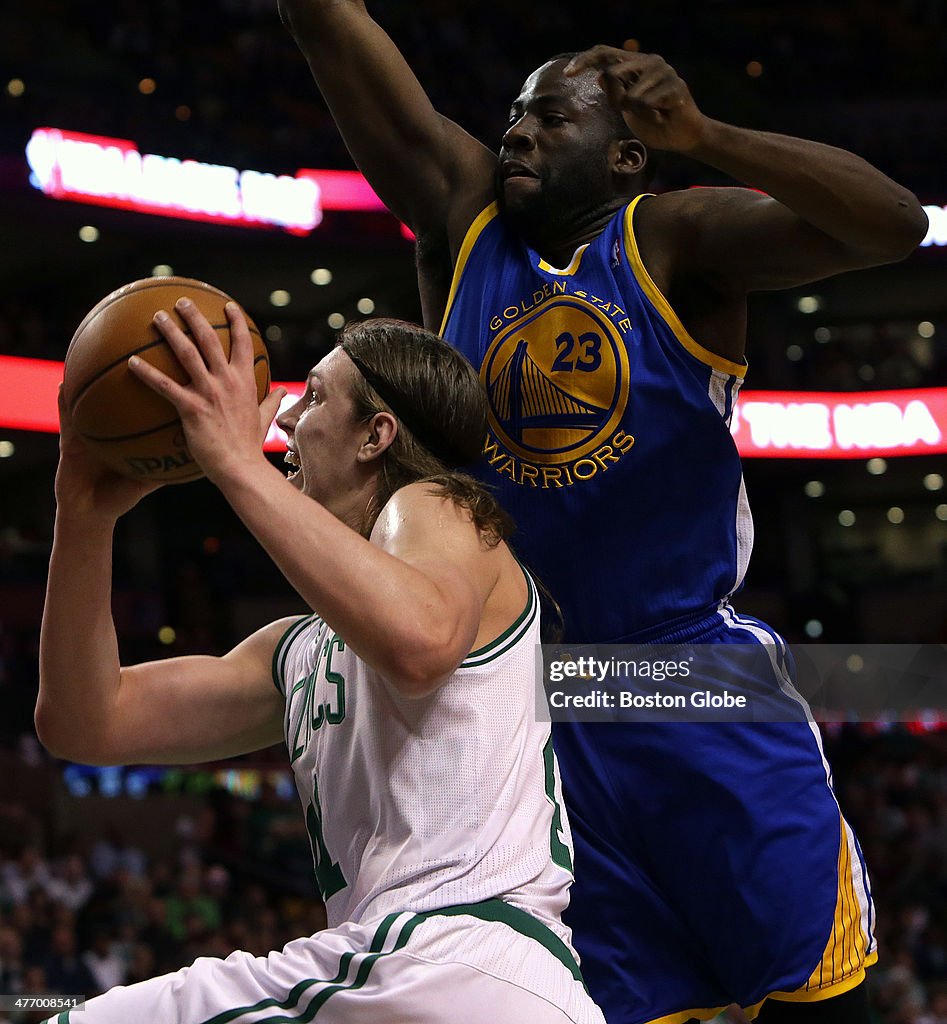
[[0, 756, 323, 1023], [0, 718, 945, 1023]]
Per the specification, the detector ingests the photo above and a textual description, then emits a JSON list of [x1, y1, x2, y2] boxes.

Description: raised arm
[[568, 46, 928, 290], [36, 393, 287, 767], [279, 0, 495, 243]]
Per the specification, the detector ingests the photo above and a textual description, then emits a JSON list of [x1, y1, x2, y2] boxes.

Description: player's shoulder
[[634, 186, 775, 277], [232, 615, 315, 665], [372, 481, 481, 546], [638, 186, 774, 231]]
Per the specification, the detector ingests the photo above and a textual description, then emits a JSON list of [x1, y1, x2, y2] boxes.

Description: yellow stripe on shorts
[[767, 815, 877, 1006]]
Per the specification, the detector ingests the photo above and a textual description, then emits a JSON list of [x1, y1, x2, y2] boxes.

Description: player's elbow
[[34, 698, 65, 756], [34, 700, 121, 765], [874, 194, 930, 262], [898, 197, 931, 256], [279, 0, 355, 36], [383, 649, 457, 699], [381, 627, 472, 699]]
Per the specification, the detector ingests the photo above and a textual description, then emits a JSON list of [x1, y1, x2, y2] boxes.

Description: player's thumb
[[259, 387, 288, 435]]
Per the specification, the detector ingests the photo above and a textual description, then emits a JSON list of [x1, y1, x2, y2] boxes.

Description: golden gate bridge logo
[[480, 298, 630, 465], [489, 340, 607, 442]]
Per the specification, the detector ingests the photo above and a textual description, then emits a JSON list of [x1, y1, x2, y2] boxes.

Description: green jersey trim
[[196, 899, 583, 1024], [461, 566, 538, 668], [422, 898, 583, 984], [271, 615, 318, 696]]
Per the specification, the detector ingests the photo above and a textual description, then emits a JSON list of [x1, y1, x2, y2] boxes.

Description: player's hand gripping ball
[[62, 277, 270, 483]]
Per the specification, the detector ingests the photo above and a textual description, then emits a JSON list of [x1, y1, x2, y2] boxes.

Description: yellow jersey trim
[[751, 813, 877, 1011], [622, 195, 748, 379], [795, 815, 874, 995], [766, 956, 877, 1005], [642, 1005, 728, 1024], [642, 815, 877, 1024], [438, 202, 500, 337], [641, 955, 877, 1024], [537, 243, 589, 276]]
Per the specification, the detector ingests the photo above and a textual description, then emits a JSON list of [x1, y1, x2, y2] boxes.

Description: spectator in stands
[[0, 925, 25, 994], [81, 930, 126, 993], [45, 855, 93, 913], [1, 848, 50, 907], [40, 925, 96, 996], [89, 828, 146, 881]]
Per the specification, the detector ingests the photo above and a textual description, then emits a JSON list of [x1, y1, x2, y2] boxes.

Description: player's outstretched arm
[[36, 392, 287, 766], [567, 46, 929, 289], [279, 0, 495, 241]]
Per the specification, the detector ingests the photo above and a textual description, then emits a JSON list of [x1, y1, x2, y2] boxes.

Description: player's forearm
[[279, 0, 492, 234], [37, 516, 124, 760], [689, 119, 927, 260], [217, 461, 466, 693], [280, 0, 364, 39]]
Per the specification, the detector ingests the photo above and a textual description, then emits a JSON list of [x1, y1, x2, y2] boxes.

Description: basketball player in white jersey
[[37, 302, 604, 1024]]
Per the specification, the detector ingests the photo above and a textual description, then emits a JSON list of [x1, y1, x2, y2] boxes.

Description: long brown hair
[[337, 318, 513, 546]]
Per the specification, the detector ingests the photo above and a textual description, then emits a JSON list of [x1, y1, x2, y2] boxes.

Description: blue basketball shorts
[[554, 605, 876, 1024]]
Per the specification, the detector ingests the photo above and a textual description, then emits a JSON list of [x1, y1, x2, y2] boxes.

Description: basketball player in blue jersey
[[280, 5, 930, 1023], [37, 308, 605, 1023]]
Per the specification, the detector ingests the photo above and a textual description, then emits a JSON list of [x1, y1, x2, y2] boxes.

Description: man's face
[[277, 348, 367, 507], [497, 60, 618, 230]]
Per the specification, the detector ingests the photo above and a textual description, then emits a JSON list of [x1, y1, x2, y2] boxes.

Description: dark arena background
[[1, 2, 945, 1021]]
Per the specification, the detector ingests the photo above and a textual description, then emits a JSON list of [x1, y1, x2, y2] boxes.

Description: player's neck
[[315, 479, 381, 539], [522, 198, 627, 267]]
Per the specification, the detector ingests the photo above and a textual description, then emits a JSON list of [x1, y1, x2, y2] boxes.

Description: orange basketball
[[62, 277, 270, 483]]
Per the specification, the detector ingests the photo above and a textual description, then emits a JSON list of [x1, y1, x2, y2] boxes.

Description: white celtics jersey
[[272, 571, 576, 941]]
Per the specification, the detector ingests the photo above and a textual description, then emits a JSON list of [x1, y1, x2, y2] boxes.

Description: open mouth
[[284, 448, 300, 479], [501, 162, 538, 180]]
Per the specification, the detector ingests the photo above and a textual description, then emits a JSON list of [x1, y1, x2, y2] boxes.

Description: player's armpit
[[83, 618, 294, 766]]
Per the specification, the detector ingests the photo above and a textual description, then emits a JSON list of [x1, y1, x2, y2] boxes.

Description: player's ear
[[357, 411, 398, 463], [613, 138, 647, 180]]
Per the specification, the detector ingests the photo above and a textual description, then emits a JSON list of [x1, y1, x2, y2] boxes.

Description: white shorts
[[46, 900, 605, 1024]]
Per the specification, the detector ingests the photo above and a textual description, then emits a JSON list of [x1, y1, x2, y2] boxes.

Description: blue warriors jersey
[[440, 197, 878, 1023], [440, 195, 752, 643], [440, 193, 876, 1024]]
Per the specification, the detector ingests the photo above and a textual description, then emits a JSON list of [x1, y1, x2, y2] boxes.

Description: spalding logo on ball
[[63, 277, 271, 483]]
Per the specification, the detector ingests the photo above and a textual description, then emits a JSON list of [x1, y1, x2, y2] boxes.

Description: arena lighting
[[921, 205, 947, 247], [4, 356, 947, 459], [25, 129, 934, 245], [730, 389, 946, 457], [24, 128, 407, 236]]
